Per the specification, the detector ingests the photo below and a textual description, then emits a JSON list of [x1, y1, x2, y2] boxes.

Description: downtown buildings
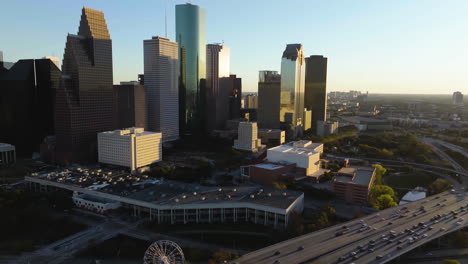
[[144, 36, 179, 142], [258, 71, 281, 129], [452, 91, 464, 105], [305, 55, 328, 132], [54, 7, 115, 164], [280, 44, 306, 138], [176, 3, 206, 134]]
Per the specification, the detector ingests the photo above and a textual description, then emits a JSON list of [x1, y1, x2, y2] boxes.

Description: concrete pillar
[[209, 208, 212, 223], [171, 209, 174, 224], [133, 205, 137, 217], [254, 210, 258, 224], [274, 214, 278, 229], [264, 210, 267, 226], [221, 208, 225, 222], [285, 214, 289, 228], [149, 208, 152, 221], [183, 209, 186, 224], [157, 209, 161, 224], [196, 209, 199, 223], [234, 208, 237, 222], [246, 208, 248, 222]]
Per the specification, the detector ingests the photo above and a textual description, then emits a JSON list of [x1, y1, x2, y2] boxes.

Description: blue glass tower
[[176, 3, 206, 134]]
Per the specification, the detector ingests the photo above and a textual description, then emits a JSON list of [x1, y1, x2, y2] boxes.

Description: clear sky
[[1, 0, 467, 94]]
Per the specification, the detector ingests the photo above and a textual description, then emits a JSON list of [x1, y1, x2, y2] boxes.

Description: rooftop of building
[[28, 166, 302, 210], [341, 116, 389, 124], [258, 129, 284, 133], [268, 140, 322, 157], [335, 166, 376, 185], [252, 163, 285, 170], [99, 127, 161, 137]]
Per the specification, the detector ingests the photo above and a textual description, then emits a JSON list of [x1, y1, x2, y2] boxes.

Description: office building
[[303, 109, 312, 131], [332, 166, 376, 204], [114, 82, 147, 129], [233, 122, 264, 152], [98, 127, 162, 171], [144, 36, 179, 141], [305, 55, 328, 131], [55, 7, 115, 164], [229, 74, 242, 120], [316, 120, 339, 137], [452, 91, 464, 105], [267, 140, 322, 176], [280, 44, 305, 138], [243, 94, 258, 109], [206, 44, 231, 132], [258, 71, 281, 129], [258, 129, 285, 146], [42, 56, 61, 69], [0, 143, 16, 166], [176, 3, 206, 134], [0, 58, 61, 155]]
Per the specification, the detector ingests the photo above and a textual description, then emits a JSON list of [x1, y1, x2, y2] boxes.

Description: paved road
[[426, 138, 468, 158], [420, 137, 467, 174], [233, 191, 468, 264]]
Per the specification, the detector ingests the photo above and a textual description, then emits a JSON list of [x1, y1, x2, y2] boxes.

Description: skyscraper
[[206, 44, 231, 132], [144, 36, 179, 142], [114, 81, 147, 129], [258, 71, 281, 129], [176, 3, 206, 134], [228, 74, 242, 120], [0, 58, 61, 155], [305, 55, 328, 131], [280, 44, 305, 138], [55, 7, 115, 164], [452, 91, 464, 105]]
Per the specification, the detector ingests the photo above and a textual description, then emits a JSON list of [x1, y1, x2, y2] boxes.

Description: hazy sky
[[1, 0, 468, 94]]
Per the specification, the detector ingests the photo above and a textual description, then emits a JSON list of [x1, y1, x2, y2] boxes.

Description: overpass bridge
[[232, 190, 468, 264]]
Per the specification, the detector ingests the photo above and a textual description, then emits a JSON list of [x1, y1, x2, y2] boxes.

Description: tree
[[369, 185, 398, 209], [452, 231, 468, 248], [428, 179, 452, 195], [443, 259, 461, 264], [272, 182, 287, 189], [372, 164, 387, 185], [210, 251, 232, 263], [287, 212, 305, 236]]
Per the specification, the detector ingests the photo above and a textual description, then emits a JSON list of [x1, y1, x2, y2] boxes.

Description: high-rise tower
[[305, 55, 328, 131], [280, 44, 305, 138], [258, 71, 281, 129], [144, 36, 179, 142], [176, 3, 206, 134], [55, 7, 115, 164]]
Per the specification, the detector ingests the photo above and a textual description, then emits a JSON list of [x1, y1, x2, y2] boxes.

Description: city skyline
[[1, 0, 468, 94]]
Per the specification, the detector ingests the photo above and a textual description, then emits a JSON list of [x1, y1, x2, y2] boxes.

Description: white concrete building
[[98, 128, 162, 171], [72, 192, 121, 213], [144, 36, 179, 142], [0, 143, 16, 166], [267, 140, 322, 176], [233, 122, 264, 152]]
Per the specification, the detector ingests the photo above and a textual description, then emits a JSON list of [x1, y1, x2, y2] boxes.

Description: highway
[[232, 190, 468, 264], [420, 137, 467, 174]]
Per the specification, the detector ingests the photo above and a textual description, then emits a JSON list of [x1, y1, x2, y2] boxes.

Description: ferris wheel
[[143, 240, 185, 264]]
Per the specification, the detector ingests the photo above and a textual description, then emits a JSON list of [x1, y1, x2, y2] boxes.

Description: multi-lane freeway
[[233, 191, 468, 264]]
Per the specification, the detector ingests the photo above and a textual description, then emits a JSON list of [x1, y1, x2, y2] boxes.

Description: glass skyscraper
[[176, 3, 206, 134], [305, 55, 328, 131], [280, 44, 305, 138]]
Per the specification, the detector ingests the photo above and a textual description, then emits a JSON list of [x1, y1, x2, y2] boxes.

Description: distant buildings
[[258, 129, 285, 146], [144, 36, 179, 141], [176, 3, 206, 134], [0, 143, 16, 166], [280, 44, 305, 139], [55, 7, 115, 164], [42, 56, 61, 69], [243, 94, 258, 109], [228, 74, 242, 120], [316, 120, 339, 137], [332, 166, 376, 204], [340, 116, 392, 131], [258, 71, 281, 129], [114, 82, 147, 129], [206, 44, 231, 132], [233, 122, 264, 152], [98, 128, 162, 171], [452, 91, 464, 105], [304, 55, 328, 132], [0, 57, 61, 156]]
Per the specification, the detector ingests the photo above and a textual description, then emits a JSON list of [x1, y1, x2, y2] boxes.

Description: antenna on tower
[[164, 0, 168, 38]]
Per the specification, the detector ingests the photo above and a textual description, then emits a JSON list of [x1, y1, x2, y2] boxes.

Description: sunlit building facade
[[280, 44, 305, 138], [176, 3, 206, 134]]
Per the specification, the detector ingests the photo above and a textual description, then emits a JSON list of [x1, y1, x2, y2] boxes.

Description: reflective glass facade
[[305, 55, 328, 130], [176, 4, 206, 134], [280, 44, 305, 138], [258, 71, 281, 129]]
